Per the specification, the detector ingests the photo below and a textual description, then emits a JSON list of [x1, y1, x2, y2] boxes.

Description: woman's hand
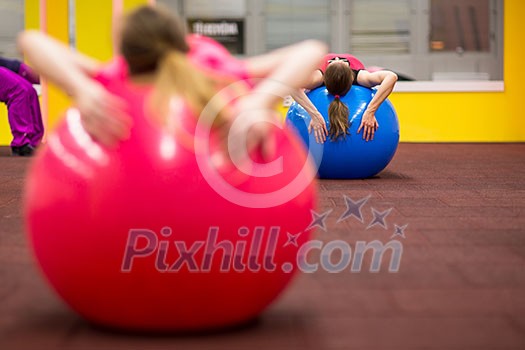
[[308, 112, 328, 143], [18, 30, 133, 147], [74, 80, 132, 147], [244, 110, 276, 161], [357, 109, 379, 141], [218, 97, 277, 166]]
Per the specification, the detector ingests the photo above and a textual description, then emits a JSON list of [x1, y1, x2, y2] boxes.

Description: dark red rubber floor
[[1, 143, 524, 349]]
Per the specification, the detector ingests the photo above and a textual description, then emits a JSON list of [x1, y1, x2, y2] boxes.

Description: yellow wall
[[45, 0, 71, 130], [75, 0, 113, 61], [0, 109, 8, 146], [1, 0, 523, 146], [25, 0, 39, 30], [124, 0, 152, 11]]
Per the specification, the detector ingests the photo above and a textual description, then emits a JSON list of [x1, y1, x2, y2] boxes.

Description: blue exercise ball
[[286, 85, 400, 179]]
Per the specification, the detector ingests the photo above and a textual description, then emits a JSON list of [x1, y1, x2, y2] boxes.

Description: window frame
[[162, 0, 505, 92]]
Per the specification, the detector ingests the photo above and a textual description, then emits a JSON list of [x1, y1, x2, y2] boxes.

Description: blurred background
[[160, 0, 504, 81], [0, 0, 504, 81]]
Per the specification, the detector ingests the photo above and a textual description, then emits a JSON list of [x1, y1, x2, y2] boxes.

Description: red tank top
[[318, 53, 365, 73]]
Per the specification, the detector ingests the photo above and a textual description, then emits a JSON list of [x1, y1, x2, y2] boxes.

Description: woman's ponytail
[[328, 97, 350, 140], [152, 51, 229, 129], [324, 63, 355, 140]]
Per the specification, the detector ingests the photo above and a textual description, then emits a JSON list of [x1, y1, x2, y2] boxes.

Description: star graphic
[[367, 207, 393, 230], [391, 224, 408, 239], [338, 195, 371, 223], [306, 209, 333, 232], [284, 232, 301, 247]]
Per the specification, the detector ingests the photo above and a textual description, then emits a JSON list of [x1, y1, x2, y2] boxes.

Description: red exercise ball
[[23, 71, 317, 331]]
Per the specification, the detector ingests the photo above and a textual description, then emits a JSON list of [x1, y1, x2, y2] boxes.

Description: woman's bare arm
[[229, 40, 327, 158], [246, 46, 328, 144], [290, 86, 327, 143], [243, 40, 327, 107], [356, 70, 398, 116], [18, 30, 101, 95], [18, 30, 131, 146], [356, 69, 398, 141]]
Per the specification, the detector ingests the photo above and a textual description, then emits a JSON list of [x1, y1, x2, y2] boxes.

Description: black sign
[[187, 18, 245, 55]]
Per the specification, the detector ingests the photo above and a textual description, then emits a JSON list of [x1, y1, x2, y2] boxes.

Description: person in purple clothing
[[0, 57, 43, 156], [0, 57, 40, 85]]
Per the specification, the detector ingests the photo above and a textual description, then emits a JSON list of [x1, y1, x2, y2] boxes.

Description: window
[[430, 0, 491, 53], [347, 0, 502, 81], [350, 0, 411, 55], [264, 0, 331, 51], [159, 0, 504, 85], [0, 0, 24, 59]]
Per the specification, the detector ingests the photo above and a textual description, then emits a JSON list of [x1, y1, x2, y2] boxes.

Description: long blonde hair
[[120, 5, 228, 127]]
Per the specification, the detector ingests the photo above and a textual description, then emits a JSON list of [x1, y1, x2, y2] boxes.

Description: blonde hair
[[120, 5, 228, 128]]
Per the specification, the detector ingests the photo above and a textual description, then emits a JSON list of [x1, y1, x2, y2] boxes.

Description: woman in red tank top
[[291, 54, 398, 143]]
